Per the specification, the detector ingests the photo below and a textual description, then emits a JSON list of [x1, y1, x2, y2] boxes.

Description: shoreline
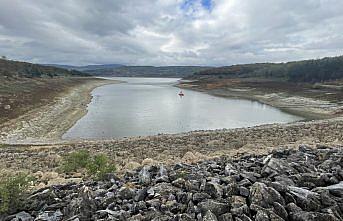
[[177, 81, 342, 120], [0, 78, 118, 144], [0, 116, 342, 183]]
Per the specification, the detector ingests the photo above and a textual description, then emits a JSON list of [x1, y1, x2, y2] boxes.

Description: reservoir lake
[[63, 77, 303, 139]]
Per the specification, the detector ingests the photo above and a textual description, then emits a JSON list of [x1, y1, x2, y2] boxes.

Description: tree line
[[193, 56, 343, 83]]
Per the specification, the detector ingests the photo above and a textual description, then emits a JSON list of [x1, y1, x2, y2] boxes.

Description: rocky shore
[[4, 145, 343, 221]]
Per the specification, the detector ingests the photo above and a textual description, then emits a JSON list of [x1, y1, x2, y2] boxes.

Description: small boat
[[178, 91, 184, 97]]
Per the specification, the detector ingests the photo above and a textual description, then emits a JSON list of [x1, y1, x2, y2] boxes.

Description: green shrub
[[0, 173, 34, 214], [61, 150, 116, 180], [86, 154, 116, 180], [61, 150, 90, 173]]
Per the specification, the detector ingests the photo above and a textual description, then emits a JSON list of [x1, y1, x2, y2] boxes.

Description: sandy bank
[[0, 78, 118, 143]]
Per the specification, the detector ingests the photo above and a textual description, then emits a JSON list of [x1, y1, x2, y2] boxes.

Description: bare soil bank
[[178, 78, 343, 120], [0, 117, 342, 186], [0, 78, 116, 143]]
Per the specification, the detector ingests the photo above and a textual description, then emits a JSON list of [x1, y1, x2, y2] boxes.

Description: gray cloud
[[0, 0, 342, 65]]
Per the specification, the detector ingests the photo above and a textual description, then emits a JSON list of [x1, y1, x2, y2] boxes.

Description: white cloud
[[0, 0, 342, 65]]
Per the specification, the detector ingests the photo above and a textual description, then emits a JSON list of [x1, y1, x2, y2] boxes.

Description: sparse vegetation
[[86, 154, 117, 180], [0, 173, 34, 214], [61, 150, 116, 180]]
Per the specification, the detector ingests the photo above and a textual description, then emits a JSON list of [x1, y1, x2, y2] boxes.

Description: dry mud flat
[[0, 79, 116, 143]]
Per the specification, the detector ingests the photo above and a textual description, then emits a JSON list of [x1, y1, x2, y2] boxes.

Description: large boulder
[[249, 182, 285, 210], [288, 186, 321, 211], [198, 199, 230, 217], [262, 158, 296, 177]]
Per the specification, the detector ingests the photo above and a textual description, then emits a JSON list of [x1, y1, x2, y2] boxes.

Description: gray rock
[[313, 181, 343, 197], [204, 182, 223, 198], [135, 188, 148, 201], [198, 199, 230, 216], [193, 192, 211, 203], [273, 202, 288, 220], [203, 210, 218, 221], [290, 211, 337, 221], [239, 186, 250, 197], [35, 210, 63, 221], [11, 212, 33, 221], [249, 182, 285, 210], [172, 178, 186, 188], [262, 158, 296, 176], [255, 210, 269, 221], [218, 213, 233, 221], [288, 186, 321, 211], [239, 214, 253, 221], [139, 166, 151, 185], [286, 203, 302, 214], [117, 186, 135, 200]]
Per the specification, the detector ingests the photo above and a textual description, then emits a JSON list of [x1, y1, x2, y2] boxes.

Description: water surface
[[63, 77, 302, 139]]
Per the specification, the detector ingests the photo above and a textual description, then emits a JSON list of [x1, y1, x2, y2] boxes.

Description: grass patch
[[0, 173, 34, 214], [61, 150, 116, 180]]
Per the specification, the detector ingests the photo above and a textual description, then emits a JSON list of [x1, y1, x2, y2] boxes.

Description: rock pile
[[4, 145, 343, 221]]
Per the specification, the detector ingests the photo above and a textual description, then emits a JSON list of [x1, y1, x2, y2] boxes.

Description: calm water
[[63, 77, 302, 139]]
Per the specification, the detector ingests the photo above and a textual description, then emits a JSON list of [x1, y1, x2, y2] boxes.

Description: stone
[[135, 188, 148, 201], [255, 210, 269, 221], [198, 199, 230, 216], [192, 192, 211, 203], [286, 203, 302, 214], [172, 178, 186, 188], [239, 186, 250, 197], [288, 186, 321, 211], [11, 211, 33, 221], [313, 181, 343, 197], [204, 182, 223, 198], [289, 211, 337, 221], [218, 213, 233, 221], [249, 182, 285, 210], [262, 158, 296, 176], [203, 210, 218, 221], [139, 166, 151, 185], [117, 186, 135, 200], [273, 202, 288, 220]]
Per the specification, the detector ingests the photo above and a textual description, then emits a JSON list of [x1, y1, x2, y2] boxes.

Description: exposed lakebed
[[63, 78, 303, 139]]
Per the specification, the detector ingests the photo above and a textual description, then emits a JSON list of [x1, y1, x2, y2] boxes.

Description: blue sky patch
[[181, 0, 213, 12]]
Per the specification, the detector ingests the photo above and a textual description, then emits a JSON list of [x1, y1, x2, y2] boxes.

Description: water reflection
[[63, 77, 303, 139]]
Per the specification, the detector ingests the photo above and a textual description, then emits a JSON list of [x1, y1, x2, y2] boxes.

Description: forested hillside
[[190, 56, 343, 83], [0, 59, 89, 79]]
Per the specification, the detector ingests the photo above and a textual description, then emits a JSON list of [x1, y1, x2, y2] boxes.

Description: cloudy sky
[[0, 0, 342, 66]]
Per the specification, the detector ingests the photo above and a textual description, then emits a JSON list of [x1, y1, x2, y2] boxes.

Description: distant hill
[[86, 66, 212, 78], [43, 64, 123, 72], [189, 56, 343, 83], [0, 59, 89, 79]]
